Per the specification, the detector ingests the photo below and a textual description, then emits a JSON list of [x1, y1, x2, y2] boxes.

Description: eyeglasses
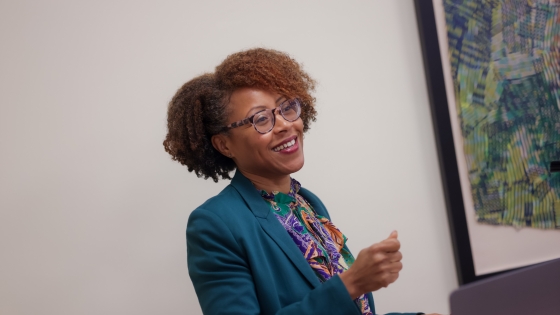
[[220, 98, 302, 134]]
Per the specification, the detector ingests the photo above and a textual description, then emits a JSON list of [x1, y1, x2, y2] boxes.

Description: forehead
[[227, 88, 282, 119]]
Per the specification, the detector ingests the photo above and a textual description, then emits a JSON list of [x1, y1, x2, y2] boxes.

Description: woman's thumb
[[388, 230, 398, 239]]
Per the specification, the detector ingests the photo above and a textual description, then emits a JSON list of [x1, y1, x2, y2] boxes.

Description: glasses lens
[[280, 99, 301, 121], [253, 110, 274, 133]]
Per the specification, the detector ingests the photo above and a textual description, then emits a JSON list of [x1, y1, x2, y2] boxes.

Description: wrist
[[339, 270, 360, 299]]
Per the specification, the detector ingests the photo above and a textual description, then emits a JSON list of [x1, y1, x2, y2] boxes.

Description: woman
[[164, 48, 438, 315]]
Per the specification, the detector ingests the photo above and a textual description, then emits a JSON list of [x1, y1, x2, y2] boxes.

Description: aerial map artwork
[[443, 0, 560, 229]]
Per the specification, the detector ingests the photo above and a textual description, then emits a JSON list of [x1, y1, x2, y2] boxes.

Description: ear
[[211, 134, 233, 158]]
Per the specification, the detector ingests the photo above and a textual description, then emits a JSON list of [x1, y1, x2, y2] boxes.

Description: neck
[[238, 169, 292, 194]]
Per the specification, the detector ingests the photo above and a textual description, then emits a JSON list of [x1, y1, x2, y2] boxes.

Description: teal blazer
[[187, 171, 422, 315]]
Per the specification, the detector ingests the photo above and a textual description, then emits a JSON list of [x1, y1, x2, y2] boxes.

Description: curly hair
[[163, 48, 318, 182]]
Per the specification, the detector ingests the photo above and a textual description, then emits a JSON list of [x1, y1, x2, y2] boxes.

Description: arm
[[300, 189, 426, 315], [187, 208, 360, 315]]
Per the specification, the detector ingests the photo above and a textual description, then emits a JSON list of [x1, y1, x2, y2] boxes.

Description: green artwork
[[443, 0, 560, 229]]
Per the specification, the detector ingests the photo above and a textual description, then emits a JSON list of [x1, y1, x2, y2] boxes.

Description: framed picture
[[415, 0, 560, 285]]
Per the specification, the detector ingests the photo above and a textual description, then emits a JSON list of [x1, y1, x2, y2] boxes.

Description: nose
[[272, 109, 290, 133]]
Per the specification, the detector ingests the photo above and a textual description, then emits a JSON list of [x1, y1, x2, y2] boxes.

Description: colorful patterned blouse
[[259, 178, 372, 315]]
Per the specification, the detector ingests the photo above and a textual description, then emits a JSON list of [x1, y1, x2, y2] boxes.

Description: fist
[[340, 231, 403, 299]]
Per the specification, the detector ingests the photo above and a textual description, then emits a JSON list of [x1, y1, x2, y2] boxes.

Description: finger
[[387, 251, 402, 262], [387, 261, 403, 272], [387, 230, 398, 239], [376, 238, 400, 252], [382, 272, 400, 287], [388, 270, 400, 282]]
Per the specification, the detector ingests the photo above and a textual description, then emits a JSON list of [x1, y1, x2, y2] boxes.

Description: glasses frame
[[220, 98, 302, 134]]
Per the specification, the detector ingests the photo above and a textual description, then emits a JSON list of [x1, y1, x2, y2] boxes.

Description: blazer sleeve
[[187, 207, 362, 315]]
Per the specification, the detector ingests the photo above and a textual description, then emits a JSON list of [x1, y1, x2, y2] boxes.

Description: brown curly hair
[[163, 48, 317, 182]]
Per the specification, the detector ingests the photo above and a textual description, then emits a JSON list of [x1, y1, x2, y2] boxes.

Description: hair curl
[[163, 48, 317, 182]]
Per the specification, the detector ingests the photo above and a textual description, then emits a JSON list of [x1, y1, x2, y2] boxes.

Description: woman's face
[[217, 87, 305, 179]]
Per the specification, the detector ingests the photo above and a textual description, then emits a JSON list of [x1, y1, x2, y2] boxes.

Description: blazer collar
[[230, 170, 270, 219], [230, 170, 321, 288]]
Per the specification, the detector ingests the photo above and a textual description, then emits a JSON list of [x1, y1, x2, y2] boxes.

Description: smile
[[273, 139, 296, 152]]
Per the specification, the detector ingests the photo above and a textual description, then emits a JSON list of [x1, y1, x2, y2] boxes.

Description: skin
[[339, 231, 403, 299], [212, 87, 443, 315], [212, 87, 304, 194]]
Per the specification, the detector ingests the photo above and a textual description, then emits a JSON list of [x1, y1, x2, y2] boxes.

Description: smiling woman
[[211, 89, 305, 187], [163, 48, 431, 315]]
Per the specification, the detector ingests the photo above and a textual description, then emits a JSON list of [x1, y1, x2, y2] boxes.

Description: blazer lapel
[[230, 171, 321, 288]]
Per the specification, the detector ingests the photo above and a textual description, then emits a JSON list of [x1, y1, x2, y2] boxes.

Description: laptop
[[450, 258, 560, 315]]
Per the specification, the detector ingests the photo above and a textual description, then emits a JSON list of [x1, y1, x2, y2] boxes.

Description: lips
[[272, 136, 297, 152]]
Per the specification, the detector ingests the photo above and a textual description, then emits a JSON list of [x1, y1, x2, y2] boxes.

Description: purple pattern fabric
[[259, 178, 372, 315]]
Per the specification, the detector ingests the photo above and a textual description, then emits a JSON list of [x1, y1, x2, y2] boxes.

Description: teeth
[[273, 139, 296, 152]]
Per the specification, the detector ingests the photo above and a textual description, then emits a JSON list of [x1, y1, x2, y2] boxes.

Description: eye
[[282, 100, 297, 112], [254, 114, 270, 125]]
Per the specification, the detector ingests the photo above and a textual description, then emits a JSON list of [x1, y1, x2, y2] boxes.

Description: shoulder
[[187, 183, 256, 237], [197, 184, 241, 210], [189, 184, 247, 219]]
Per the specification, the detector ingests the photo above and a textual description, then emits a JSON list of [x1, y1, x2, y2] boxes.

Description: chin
[[285, 157, 304, 174]]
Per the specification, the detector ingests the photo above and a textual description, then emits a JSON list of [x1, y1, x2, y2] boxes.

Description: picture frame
[[414, 0, 482, 285], [414, 0, 560, 285]]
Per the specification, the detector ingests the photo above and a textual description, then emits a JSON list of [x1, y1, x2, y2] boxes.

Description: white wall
[[0, 1, 457, 314]]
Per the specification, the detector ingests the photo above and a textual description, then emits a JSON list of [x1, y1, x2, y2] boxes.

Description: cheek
[[235, 133, 271, 154], [295, 119, 305, 134], [296, 116, 304, 127], [255, 134, 273, 151]]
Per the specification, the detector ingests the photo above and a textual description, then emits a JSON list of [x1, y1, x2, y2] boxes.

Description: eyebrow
[[244, 97, 287, 117], [244, 105, 268, 118]]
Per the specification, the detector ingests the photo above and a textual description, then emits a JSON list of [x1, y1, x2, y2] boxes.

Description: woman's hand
[[339, 230, 403, 299]]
